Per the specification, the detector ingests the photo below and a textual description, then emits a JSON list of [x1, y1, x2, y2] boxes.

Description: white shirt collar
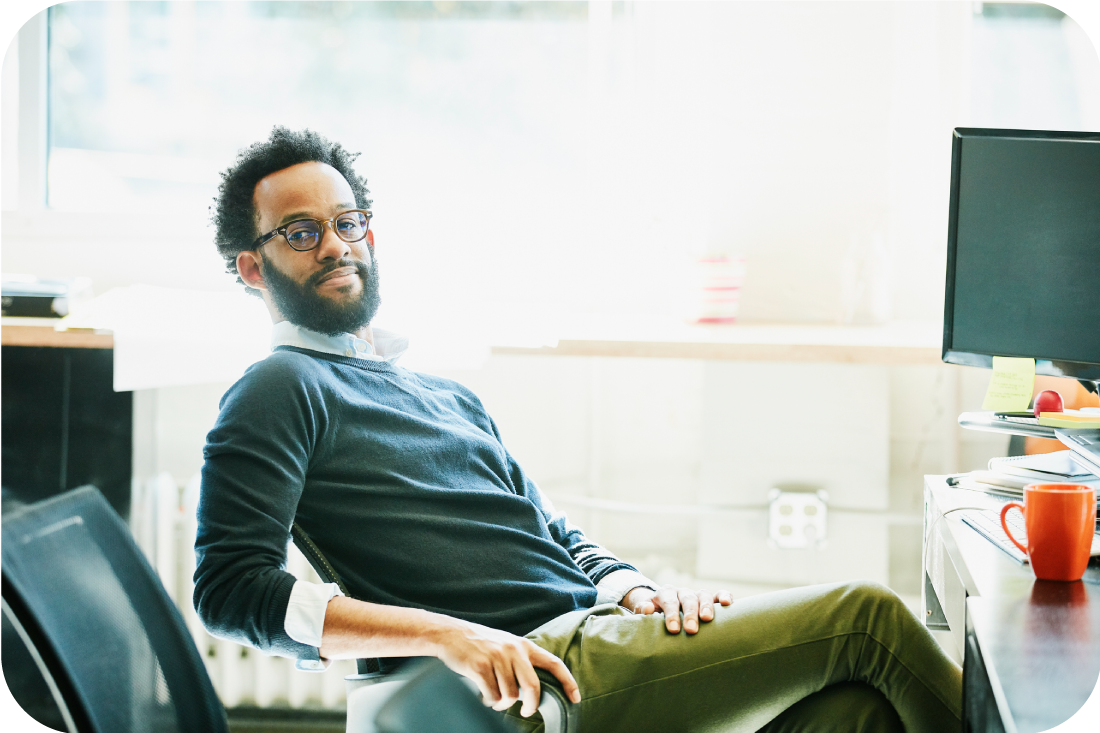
[[270, 321, 408, 364]]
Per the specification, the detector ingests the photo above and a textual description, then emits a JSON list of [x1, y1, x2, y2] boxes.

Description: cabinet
[[0, 320, 130, 516]]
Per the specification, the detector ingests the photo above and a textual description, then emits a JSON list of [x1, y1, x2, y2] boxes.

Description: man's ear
[[237, 251, 267, 291]]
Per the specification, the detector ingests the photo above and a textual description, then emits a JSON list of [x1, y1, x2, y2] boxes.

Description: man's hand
[[319, 597, 578, 718], [621, 585, 733, 634], [432, 619, 581, 717]]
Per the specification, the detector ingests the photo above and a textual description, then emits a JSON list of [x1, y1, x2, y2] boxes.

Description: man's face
[[250, 161, 380, 335]]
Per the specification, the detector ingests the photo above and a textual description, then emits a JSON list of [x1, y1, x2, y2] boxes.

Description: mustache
[[306, 259, 371, 289]]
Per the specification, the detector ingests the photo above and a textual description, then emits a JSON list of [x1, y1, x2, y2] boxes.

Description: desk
[[1, 316, 114, 349], [923, 478, 1100, 732]]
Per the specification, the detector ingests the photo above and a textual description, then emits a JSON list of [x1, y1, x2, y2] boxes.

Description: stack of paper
[[956, 451, 1100, 497], [1037, 409, 1100, 429]]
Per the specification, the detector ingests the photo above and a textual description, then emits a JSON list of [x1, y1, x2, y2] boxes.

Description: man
[[195, 128, 962, 732]]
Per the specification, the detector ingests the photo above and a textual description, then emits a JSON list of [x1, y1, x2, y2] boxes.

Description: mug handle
[[1000, 503, 1028, 554]]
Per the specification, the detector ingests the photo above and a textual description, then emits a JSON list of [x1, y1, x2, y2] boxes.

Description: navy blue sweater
[[194, 346, 636, 661]]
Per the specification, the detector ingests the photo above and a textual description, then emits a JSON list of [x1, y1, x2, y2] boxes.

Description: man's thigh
[[519, 580, 960, 733]]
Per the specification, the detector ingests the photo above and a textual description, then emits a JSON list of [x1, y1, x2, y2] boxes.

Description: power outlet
[[768, 489, 828, 550]]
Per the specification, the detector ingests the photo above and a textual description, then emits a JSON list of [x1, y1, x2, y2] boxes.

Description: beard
[[261, 250, 381, 337]]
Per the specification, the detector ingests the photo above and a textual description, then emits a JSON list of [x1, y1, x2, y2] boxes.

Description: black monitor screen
[[943, 128, 1100, 380]]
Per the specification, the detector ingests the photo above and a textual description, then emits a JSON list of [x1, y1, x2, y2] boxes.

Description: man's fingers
[[512, 657, 543, 717], [680, 590, 700, 633], [491, 660, 520, 711], [649, 586, 736, 633], [655, 588, 682, 633], [697, 589, 715, 622], [531, 648, 582, 704], [470, 660, 501, 707]]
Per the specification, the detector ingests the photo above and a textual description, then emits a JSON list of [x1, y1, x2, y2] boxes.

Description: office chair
[[372, 658, 515, 733], [1, 486, 229, 733], [291, 524, 579, 733]]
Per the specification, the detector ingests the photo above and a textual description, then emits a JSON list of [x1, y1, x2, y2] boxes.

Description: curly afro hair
[[212, 127, 372, 292]]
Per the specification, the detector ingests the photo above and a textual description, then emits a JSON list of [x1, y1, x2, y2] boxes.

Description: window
[[0, 35, 18, 210], [971, 2, 1098, 129], [43, 2, 1100, 339]]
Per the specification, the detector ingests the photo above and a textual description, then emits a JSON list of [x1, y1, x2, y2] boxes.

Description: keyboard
[[961, 509, 1029, 562], [960, 509, 1100, 564]]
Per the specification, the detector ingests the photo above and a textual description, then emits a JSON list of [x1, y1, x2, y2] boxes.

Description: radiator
[[131, 473, 355, 709]]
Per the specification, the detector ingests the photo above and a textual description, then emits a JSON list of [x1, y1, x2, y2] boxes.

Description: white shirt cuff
[[285, 580, 344, 648], [594, 568, 659, 606]]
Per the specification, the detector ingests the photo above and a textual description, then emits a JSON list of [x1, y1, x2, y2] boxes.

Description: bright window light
[[0, 33, 17, 210], [45, 2, 1100, 351]]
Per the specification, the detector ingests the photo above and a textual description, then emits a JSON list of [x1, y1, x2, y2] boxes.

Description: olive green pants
[[507, 581, 962, 733]]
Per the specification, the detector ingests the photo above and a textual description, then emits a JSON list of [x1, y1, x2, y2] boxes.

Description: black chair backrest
[[2, 486, 228, 733], [290, 522, 395, 676]]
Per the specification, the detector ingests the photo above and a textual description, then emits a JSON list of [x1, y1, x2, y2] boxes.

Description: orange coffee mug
[[1000, 483, 1096, 582]]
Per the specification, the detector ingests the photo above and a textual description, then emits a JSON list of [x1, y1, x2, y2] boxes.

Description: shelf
[[957, 411, 1057, 440], [492, 319, 942, 364], [1, 317, 114, 349]]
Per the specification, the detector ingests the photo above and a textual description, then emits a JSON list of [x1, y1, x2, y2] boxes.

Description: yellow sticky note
[[982, 356, 1035, 411]]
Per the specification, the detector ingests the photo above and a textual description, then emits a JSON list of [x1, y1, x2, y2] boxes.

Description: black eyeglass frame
[[253, 209, 373, 251]]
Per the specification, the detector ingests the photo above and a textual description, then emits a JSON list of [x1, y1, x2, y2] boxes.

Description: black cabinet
[[1, 346, 131, 516]]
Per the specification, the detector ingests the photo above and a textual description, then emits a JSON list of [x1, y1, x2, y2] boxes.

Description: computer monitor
[[942, 127, 1100, 384]]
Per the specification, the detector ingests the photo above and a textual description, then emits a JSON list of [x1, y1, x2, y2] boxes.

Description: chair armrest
[[346, 674, 407, 733], [346, 666, 579, 733], [535, 668, 579, 733]]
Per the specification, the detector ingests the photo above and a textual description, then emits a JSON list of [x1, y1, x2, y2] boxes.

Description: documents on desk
[[952, 449, 1100, 561], [955, 450, 1100, 499], [989, 451, 1095, 481], [954, 474, 1027, 498]]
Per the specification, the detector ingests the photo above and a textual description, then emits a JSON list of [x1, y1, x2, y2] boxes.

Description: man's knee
[[844, 579, 896, 601], [839, 580, 908, 618], [757, 682, 904, 733]]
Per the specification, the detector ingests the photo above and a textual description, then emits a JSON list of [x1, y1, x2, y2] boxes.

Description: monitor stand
[[957, 411, 1056, 440]]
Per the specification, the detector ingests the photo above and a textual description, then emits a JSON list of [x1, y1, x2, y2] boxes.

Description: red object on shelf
[[692, 256, 745, 324], [1033, 389, 1064, 417]]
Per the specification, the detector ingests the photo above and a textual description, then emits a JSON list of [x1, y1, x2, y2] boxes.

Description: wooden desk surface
[[492, 319, 942, 363], [1, 317, 114, 349], [927, 482, 1100, 732]]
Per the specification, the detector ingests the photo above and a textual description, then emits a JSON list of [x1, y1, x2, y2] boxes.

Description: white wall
[[444, 355, 1010, 595]]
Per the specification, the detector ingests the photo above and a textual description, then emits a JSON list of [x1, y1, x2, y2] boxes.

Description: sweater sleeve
[[193, 356, 325, 663]]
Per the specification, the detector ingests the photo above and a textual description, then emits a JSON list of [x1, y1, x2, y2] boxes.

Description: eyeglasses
[[254, 209, 372, 252]]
